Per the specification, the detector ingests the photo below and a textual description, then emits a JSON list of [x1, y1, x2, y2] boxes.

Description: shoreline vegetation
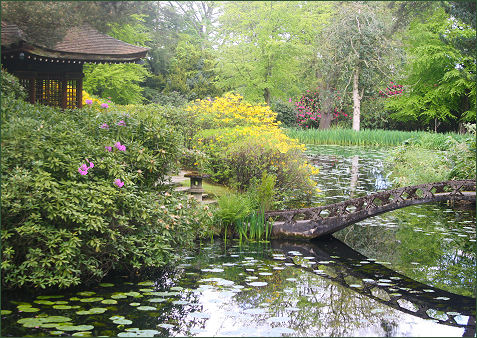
[[1, 70, 475, 291]]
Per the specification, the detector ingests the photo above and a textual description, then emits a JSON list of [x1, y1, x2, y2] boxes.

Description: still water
[[2, 145, 475, 337]]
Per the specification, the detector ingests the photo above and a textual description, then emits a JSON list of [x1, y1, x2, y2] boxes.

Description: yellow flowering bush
[[187, 93, 319, 208]]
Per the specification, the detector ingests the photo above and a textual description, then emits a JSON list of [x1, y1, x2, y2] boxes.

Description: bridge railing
[[265, 180, 475, 224]]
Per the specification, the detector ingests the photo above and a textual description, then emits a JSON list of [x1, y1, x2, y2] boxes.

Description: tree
[[316, 3, 397, 130], [1, 1, 146, 48], [385, 8, 476, 132], [216, 1, 330, 105]]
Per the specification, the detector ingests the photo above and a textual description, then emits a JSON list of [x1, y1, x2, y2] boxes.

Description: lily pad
[[111, 294, 127, 299], [34, 300, 55, 305], [248, 282, 268, 287], [37, 295, 64, 300], [99, 283, 115, 287], [17, 306, 40, 313], [56, 324, 94, 331], [53, 305, 73, 310], [77, 291, 96, 297], [1, 310, 12, 315], [157, 323, 175, 329], [137, 281, 155, 286], [125, 291, 142, 298], [49, 331, 65, 335], [172, 300, 189, 305], [113, 318, 133, 325], [170, 286, 184, 291], [79, 297, 103, 303], [101, 299, 118, 305], [129, 303, 141, 307], [139, 289, 154, 293], [72, 331, 93, 337], [148, 298, 167, 303], [137, 306, 157, 311]]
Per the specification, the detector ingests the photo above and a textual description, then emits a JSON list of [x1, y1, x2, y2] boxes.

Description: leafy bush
[[447, 123, 476, 180], [1, 96, 211, 289], [1, 68, 27, 100], [270, 98, 298, 127]]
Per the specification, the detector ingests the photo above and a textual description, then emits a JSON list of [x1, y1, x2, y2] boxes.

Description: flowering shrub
[[187, 94, 319, 208], [292, 89, 350, 128], [1, 95, 210, 289], [378, 81, 404, 98]]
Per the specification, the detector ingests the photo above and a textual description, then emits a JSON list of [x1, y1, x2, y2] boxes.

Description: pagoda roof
[[1, 22, 149, 62]]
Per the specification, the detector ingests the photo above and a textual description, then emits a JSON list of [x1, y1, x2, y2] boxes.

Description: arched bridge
[[265, 180, 475, 240]]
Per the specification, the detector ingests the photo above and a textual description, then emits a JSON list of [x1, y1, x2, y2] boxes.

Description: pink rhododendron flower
[[85, 99, 93, 104], [114, 179, 124, 188], [101, 103, 109, 108], [105, 146, 112, 152], [114, 142, 126, 151], [288, 98, 292, 102], [117, 120, 126, 126], [100, 123, 109, 129]]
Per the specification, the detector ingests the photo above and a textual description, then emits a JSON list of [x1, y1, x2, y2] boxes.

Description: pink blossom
[[117, 120, 126, 126], [100, 123, 109, 129], [114, 142, 126, 151], [101, 103, 109, 108], [288, 98, 292, 103], [85, 99, 93, 105], [114, 179, 124, 188], [105, 146, 112, 152]]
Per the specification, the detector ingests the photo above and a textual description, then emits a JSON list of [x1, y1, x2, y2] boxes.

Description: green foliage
[[386, 146, 450, 187], [385, 8, 476, 128], [446, 123, 476, 180], [83, 63, 150, 105], [216, 193, 252, 227], [1, 96, 210, 289], [285, 127, 465, 150], [216, 1, 331, 104], [270, 98, 298, 127], [1, 68, 27, 100], [248, 172, 277, 213]]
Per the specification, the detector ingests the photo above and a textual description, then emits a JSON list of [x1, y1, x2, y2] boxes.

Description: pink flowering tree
[[294, 88, 350, 129]]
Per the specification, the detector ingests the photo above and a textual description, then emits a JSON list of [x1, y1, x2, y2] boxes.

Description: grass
[[284, 127, 465, 150]]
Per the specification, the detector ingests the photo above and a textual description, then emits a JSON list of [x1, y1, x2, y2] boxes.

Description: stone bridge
[[265, 180, 475, 240], [271, 238, 475, 335]]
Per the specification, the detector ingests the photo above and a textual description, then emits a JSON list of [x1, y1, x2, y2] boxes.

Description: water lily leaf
[[137, 281, 155, 286], [172, 300, 189, 305], [89, 308, 108, 314], [53, 301, 69, 305], [139, 289, 154, 293], [18, 306, 40, 312], [49, 331, 65, 335], [79, 297, 103, 303], [170, 286, 183, 291], [43, 316, 73, 323], [1, 310, 12, 315], [70, 297, 81, 301], [113, 318, 133, 325], [53, 305, 73, 310], [111, 294, 127, 299], [109, 316, 125, 320], [34, 300, 55, 305], [101, 299, 118, 305], [72, 331, 93, 336], [77, 291, 96, 297], [148, 298, 167, 303], [157, 323, 175, 329], [129, 303, 141, 307], [247, 282, 268, 287], [137, 306, 157, 311], [57, 324, 94, 331], [99, 283, 115, 287]]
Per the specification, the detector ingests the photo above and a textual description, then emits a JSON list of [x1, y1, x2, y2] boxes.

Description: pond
[[2, 145, 475, 337]]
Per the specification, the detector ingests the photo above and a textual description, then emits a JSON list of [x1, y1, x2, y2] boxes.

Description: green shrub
[[1, 96, 210, 289], [270, 98, 298, 127], [446, 123, 476, 180], [1, 68, 27, 100]]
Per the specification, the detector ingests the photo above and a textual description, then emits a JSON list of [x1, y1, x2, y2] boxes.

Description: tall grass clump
[[285, 127, 466, 150]]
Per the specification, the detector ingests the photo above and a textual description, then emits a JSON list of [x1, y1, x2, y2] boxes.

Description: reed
[[235, 211, 273, 243], [284, 127, 465, 150]]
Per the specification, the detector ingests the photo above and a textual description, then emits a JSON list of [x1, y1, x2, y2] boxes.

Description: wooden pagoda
[[1, 22, 149, 109]]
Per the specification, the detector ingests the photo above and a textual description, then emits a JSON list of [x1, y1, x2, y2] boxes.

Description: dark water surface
[[2, 145, 475, 337]]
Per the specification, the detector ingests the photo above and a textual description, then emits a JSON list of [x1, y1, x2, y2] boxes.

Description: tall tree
[[316, 2, 396, 131], [216, 1, 330, 105], [385, 8, 476, 131]]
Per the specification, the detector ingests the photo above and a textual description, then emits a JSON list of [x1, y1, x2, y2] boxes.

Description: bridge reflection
[[271, 236, 475, 336]]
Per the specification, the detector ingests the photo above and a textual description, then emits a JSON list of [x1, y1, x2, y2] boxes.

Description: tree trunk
[[319, 113, 333, 129], [352, 67, 361, 131], [319, 93, 334, 129], [264, 87, 271, 106]]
